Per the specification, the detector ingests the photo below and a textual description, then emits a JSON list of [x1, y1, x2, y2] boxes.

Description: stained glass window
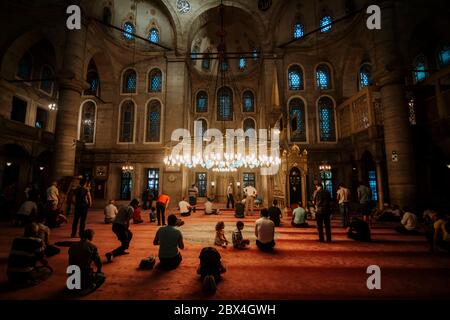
[[289, 98, 306, 142], [252, 48, 259, 61], [85, 71, 99, 96], [191, 45, 199, 60], [202, 53, 210, 70], [196, 91, 208, 113], [413, 54, 427, 83], [368, 170, 378, 201], [243, 172, 255, 188], [35, 107, 48, 130], [119, 100, 134, 142], [320, 171, 333, 195], [318, 96, 336, 142], [80, 101, 96, 143], [123, 22, 135, 41], [358, 64, 371, 90], [147, 169, 159, 197], [220, 59, 228, 71], [293, 22, 304, 39], [17, 53, 32, 80], [316, 64, 331, 90], [239, 56, 247, 70], [438, 44, 450, 68], [146, 100, 161, 142], [320, 15, 333, 33], [149, 68, 162, 92], [120, 172, 132, 200], [242, 91, 254, 112], [288, 65, 303, 90], [149, 28, 159, 43], [40, 66, 53, 94], [122, 69, 136, 93], [217, 87, 233, 121], [196, 172, 207, 197]]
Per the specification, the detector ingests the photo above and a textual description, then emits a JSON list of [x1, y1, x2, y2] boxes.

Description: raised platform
[[0, 208, 449, 300]]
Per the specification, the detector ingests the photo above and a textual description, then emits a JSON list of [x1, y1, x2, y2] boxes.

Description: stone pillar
[[435, 79, 448, 119], [53, 23, 87, 179], [372, 1, 416, 207], [301, 171, 307, 209], [375, 160, 384, 209]]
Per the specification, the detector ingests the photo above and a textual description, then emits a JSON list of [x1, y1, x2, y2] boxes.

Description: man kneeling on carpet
[[68, 229, 105, 293], [255, 208, 276, 252], [197, 247, 226, 294], [153, 214, 184, 270], [347, 217, 371, 242], [179, 197, 193, 217]]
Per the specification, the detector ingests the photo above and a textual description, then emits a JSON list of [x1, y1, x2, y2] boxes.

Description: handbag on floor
[[139, 256, 156, 269]]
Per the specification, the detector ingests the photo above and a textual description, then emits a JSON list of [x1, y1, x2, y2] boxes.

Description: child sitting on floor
[[232, 221, 250, 249], [214, 221, 229, 248], [133, 205, 144, 224], [149, 206, 157, 223]]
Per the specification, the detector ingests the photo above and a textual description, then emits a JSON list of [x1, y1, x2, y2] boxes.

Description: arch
[[195, 90, 208, 113], [148, 68, 163, 92], [317, 95, 337, 142], [242, 90, 255, 113], [16, 52, 33, 80], [118, 99, 136, 143], [83, 50, 114, 101], [102, 6, 112, 25], [196, 117, 208, 138], [145, 99, 162, 143], [78, 99, 97, 144], [39, 64, 54, 95], [121, 68, 137, 94], [315, 63, 333, 90], [243, 117, 257, 132], [287, 64, 305, 91], [149, 27, 160, 44], [217, 86, 233, 121], [288, 96, 308, 143]]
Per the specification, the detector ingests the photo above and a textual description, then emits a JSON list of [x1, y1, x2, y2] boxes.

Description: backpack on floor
[[202, 274, 216, 295], [139, 256, 156, 270]]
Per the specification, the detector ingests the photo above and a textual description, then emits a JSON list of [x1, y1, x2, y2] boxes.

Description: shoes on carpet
[[105, 252, 113, 263]]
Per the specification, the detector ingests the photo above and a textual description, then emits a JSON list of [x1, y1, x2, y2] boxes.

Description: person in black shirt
[[313, 183, 332, 243], [197, 246, 226, 294], [71, 178, 92, 238], [268, 200, 282, 227], [347, 217, 371, 242]]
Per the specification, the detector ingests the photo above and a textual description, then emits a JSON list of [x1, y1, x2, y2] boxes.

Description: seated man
[[36, 215, 60, 257], [14, 199, 38, 226], [197, 247, 226, 293], [204, 198, 218, 215], [7, 223, 52, 287], [255, 209, 275, 252], [104, 200, 118, 224], [153, 214, 184, 270], [255, 195, 264, 207], [395, 207, 419, 235], [427, 213, 450, 253], [268, 200, 282, 227], [347, 217, 371, 242], [291, 202, 309, 228], [235, 199, 245, 218], [179, 197, 193, 217], [68, 229, 105, 293]]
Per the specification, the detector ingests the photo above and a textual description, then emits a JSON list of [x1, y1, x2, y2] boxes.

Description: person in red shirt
[[133, 205, 144, 224], [156, 194, 170, 226]]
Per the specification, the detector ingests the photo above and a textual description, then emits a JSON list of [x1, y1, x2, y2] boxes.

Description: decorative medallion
[[258, 0, 272, 12], [176, 0, 191, 14]]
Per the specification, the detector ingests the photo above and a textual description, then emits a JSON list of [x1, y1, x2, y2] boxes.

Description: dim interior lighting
[[39, 166, 45, 171], [211, 181, 215, 187], [48, 103, 58, 111], [447, 164, 450, 169], [6, 162, 12, 166], [319, 164, 332, 171], [236, 182, 241, 187], [121, 161, 134, 173]]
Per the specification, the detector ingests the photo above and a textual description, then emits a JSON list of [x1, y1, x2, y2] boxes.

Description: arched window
[[289, 98, 306, 142], [413, 54, 427, 83], [146, 100, 161, 142], [288, 65, 304, 90], [242, 90, 255, 112], [122, 69, 136, 93], [202, 53, 210, 70], [316, 64, 331, 90], [217, 87, 233, 121], [85, 71, 99, 96], [102, 7, 112, 24], [119, 100, 135, 142], [149, 68, 162, 92], [438, 43, 450, 68], [318, 96, 336, 142], [358, 64, 371, 90], [243, 118, 256, 132], [191, 45, 199, 60], [320, 15, 333, 33], [40, 66, 53, 94], [293, 22, 304, 39], [239, 56, 247, 70], [123, 21, 135, 41], [220, 59, 228, 71], [80, 101, 96, 143], [17, 52, 32, 80], [149, 28, 159, 43], [196, 91, 208, 113]]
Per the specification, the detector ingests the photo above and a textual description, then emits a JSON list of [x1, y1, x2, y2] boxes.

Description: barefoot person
[[153, 214, 184, 270]]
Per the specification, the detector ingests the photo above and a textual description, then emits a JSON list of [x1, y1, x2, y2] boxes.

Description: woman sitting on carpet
[[214, 221, 229, 248]]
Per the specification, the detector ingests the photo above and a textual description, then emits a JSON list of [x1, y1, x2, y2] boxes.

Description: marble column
[[372, 1, 417, 207], [53, 23, 87, 179]]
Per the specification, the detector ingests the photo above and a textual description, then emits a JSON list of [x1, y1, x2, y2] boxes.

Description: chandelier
[[319, 163, 332, 171], [122, 161, 134, 173]]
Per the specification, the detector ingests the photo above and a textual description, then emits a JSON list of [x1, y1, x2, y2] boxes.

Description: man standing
[[105, 199, 138, 262], [156, 193, 170, 226], [46, 181, 60, 211], [71, 178, 92, 238], [336, 183, 351, 228], [243, 184, 257, 216], [153, 214, 184, 270], [255, 208, 275, 252], [313, 183, 332, 243], [226, 183, 234, 209], [357, 181, 372, 224], [188, 183, 199, 212]]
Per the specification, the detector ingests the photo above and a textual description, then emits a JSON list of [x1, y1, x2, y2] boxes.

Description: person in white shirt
[[255, 208, 275, 252], [395, 206, 419, 235], [243, 184, 257, 216], [104, 200, 118, 224], [14, 200, 38, 226], [46, 181, 59, 210], [226, 183, 234, 209], [336, 183, 351, 228], [204, 198, 218, 215], [179, 197, 193, 217]]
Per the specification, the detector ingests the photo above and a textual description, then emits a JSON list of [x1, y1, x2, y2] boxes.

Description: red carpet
[[0, 207, 449, 300]]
